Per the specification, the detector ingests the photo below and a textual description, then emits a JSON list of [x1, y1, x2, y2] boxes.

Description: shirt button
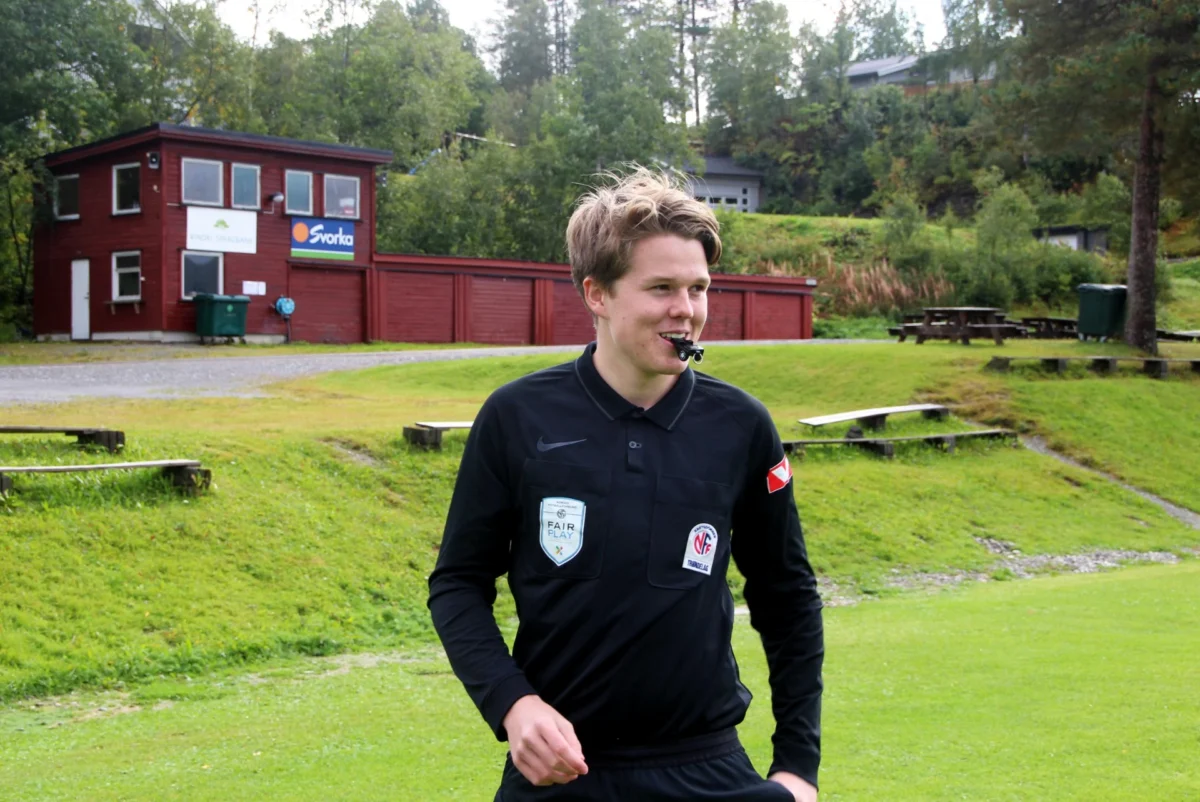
[[628, 441, 642, 449]]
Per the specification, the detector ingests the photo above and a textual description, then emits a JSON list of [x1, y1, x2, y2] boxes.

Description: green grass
[[717, 212, 973, 274], [1, 563, 1197, 800], [3, 341, 1199, 705], [1161, 259, 1200, 331]]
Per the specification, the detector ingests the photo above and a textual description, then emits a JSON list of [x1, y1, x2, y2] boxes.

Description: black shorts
[[495, 729, 794, 802]]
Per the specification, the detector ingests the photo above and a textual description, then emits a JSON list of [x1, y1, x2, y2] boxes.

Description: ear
[[582, 276, 610, 321]]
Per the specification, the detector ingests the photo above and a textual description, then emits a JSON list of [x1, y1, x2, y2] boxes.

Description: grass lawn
[[2, 341, 1198, 704], [1, 562, 1196, 801]]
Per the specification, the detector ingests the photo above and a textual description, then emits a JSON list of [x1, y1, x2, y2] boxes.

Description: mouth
[[659, 332, 691, 343]]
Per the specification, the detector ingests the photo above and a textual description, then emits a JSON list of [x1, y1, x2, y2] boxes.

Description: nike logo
[[537, 436, 587, 452]]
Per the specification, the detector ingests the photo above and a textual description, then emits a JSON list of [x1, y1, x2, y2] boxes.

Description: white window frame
[[112, 163, 141, 215], [323, 173, 360, 219], [181, 157, 224, 207], [285, 170, 313, 215], [54, 174, 81, 221], [111, 250, 142, 302], [231, 163, 261, 210], [180, 250, 224, 300]]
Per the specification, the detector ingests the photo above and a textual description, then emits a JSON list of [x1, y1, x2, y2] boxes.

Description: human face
[[585, 234, 710, 382]]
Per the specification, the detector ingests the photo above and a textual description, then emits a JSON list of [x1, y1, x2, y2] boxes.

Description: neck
[[592, 337, 680, 410]]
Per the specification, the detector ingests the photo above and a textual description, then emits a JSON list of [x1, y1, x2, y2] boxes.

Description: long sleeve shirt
[[427, 343, 824, 788]]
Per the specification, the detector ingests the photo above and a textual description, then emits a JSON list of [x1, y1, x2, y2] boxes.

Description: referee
[[428, 169, 824, 801]]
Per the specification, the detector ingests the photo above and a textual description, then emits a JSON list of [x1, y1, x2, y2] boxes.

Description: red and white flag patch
[[766, 455, 792, 494]]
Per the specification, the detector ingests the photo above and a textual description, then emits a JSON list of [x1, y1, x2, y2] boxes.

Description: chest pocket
[[646, 475, 734, 590], [518, 459, 612, 579]]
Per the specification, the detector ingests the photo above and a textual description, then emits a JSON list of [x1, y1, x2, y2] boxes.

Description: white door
[[71, 259, 90, 340]]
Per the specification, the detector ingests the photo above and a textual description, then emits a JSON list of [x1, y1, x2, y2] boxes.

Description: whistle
[[671, 337, 704, 364]]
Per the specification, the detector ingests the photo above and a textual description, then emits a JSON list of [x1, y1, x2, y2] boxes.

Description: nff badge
[[540, 497, 586, 566], [766, 455, 792, 494], [682, 523, 718, 575]]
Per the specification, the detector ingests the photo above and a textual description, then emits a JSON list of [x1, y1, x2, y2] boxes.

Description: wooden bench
[[0, 459, 212, 497], [799, 404, 949, 432], [1021, 317, 1078, 339], [782, 429, 1016, 459], [986, 355, 1200, 379], [0, 426, 125, 453], [402, 421, 474, 449], [1158, 329, 1200, 343]]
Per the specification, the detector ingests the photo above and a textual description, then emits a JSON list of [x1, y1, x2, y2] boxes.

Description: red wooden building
[[34, 124, 814, 344]]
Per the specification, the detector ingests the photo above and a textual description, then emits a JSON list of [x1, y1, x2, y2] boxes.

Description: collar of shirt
[[573, 342, 696, 431]]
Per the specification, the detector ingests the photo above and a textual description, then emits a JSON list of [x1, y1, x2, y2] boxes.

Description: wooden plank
[[413, 421, 474, 430], [0, 459, 200, 474], [0, 426, 107, 434], [799, 404, 947, 428], [781, 429, 1015, 447]]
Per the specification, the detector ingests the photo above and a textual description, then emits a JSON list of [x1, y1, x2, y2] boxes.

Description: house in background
[[1035, 225, 1109, 253], [847, 54, 998, 94], [34, 122, 393, 343], [683, 157, 764, 213]]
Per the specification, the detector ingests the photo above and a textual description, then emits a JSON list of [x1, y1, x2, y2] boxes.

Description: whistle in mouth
[[671, 337, 704, 363]]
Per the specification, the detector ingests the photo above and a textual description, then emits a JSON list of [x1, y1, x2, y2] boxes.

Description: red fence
[[369, 253, 815, 344]]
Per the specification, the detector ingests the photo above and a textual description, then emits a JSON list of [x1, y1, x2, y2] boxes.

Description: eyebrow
[[644, 275, 711, 286]]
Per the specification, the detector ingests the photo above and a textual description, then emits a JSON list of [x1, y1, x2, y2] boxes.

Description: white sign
[[187, 207, 257, 254], [242, 281, 266, 296], [540, 497, 586, 566]]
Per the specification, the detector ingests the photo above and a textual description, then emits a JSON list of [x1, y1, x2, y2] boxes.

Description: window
[[54, 174, 80, 220], [113, 163, 140, 214], [324, 174, 360, 219], [724, 197, 737, 205], [742, 198, 748, 205], [742, 187, 748, 195], [181, 251, 223, 299], [112, 251, 142, 301], [182, 158, 223, 206], [286, 170, 313, 215], [231, 163, 260, 209]]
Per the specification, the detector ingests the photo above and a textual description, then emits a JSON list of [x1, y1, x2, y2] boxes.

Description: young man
[[428, 169, 824, 801]]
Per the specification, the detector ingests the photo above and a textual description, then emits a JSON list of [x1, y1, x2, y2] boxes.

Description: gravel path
[[0, 339, 881, 405]]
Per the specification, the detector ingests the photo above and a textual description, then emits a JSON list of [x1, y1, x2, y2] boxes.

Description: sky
[[216, 0, 948, 53]]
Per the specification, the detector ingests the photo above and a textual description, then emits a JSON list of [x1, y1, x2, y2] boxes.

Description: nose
[[668, 288, 693, 320]]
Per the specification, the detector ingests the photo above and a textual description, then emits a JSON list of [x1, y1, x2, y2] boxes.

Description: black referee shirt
[[427, 343, 824, 787]]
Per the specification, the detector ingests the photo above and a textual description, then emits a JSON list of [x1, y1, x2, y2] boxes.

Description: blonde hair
[[566, 167, 722, 297]]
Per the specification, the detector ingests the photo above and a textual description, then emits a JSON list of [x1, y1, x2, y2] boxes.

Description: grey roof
[[685, 156, 763, 179], [847, 54, 920, 79]]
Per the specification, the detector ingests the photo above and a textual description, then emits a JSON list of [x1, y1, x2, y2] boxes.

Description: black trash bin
[[1077, 284, 1126, 341]]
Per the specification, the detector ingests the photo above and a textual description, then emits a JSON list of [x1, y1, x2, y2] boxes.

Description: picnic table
[[895, 307, 1026, 345], [1021, 316, 1078, 339]]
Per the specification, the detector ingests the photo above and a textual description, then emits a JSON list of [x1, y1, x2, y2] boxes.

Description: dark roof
[[42, 123, 394, 168], [685, 156, 763, 179]]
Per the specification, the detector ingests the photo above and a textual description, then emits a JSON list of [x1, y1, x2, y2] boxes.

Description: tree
[[852, 0, 922, 60], [1003, 0, 1200, 353], [705, 1, 795, 154], [492, 0, 552, 94]]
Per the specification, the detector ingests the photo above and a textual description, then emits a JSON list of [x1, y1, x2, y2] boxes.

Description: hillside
[[2, 340, 1198, 703]]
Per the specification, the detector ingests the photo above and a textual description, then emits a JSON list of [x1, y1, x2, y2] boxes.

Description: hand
[[768, 771, 817, 802], [502, 695, 589, 786]]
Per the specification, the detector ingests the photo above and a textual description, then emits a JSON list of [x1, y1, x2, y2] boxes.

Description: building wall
[[159, 140, 379, 339], [33, 142, 165, 337], [370, 253, 814, 345], [687, 176, 761, 213]]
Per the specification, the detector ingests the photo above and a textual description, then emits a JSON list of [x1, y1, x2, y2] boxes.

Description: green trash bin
[[1077, 283, 1126, 341], [193, 293, 251, 340]]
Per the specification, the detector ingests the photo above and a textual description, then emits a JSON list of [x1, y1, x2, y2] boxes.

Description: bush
[[1030, 245, 1107, 306]]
